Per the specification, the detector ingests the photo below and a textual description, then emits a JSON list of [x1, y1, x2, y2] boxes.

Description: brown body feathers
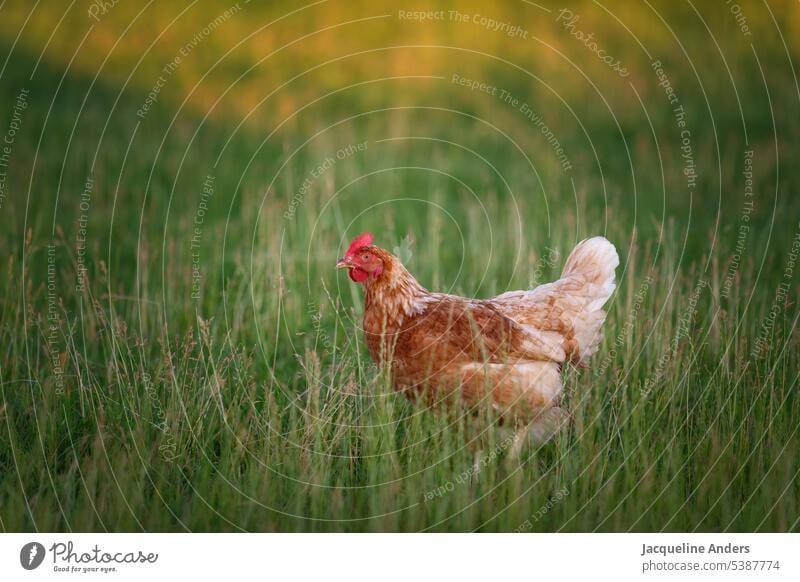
[[338, 234, 619, 437]]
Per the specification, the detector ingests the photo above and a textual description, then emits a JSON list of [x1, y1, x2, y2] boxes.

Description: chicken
[[336, 231, 619, 443]]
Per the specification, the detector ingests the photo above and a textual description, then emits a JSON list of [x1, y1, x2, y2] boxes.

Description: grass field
[[1, 1, 799, 532]]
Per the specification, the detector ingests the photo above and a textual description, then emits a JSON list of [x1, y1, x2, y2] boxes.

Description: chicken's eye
[[362, 254, 369, 261]]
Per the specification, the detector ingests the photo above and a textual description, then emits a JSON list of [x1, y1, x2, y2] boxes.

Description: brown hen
[[337, 232, 619, 443]]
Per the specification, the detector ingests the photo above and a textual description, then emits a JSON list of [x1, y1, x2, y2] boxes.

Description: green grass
[[0, 0, 799, 531]]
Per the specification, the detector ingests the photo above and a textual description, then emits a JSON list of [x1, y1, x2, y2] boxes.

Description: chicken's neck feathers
[[363, 257, 428, 328]]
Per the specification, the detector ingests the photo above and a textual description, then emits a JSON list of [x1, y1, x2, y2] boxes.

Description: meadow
[[0, 0, 798, 531]]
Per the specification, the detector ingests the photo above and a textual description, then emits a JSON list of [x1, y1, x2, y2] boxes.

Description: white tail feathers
[[562, 237, 619, 310], [560, 237, 619, 362]]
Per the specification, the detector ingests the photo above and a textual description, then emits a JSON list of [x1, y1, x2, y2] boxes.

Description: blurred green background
[[1, 1, 798, 282]]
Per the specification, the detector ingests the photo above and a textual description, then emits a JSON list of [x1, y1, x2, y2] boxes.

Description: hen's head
[[336, 232, 386, 283]]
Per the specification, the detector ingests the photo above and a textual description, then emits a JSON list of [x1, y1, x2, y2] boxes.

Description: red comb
[[345, 232, 374, 257]]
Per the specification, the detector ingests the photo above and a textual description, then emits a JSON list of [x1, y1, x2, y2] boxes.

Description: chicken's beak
[[336, 258, 350, 269]]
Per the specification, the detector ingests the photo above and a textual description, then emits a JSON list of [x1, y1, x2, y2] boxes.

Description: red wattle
[[348, 268, 368, 282]]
